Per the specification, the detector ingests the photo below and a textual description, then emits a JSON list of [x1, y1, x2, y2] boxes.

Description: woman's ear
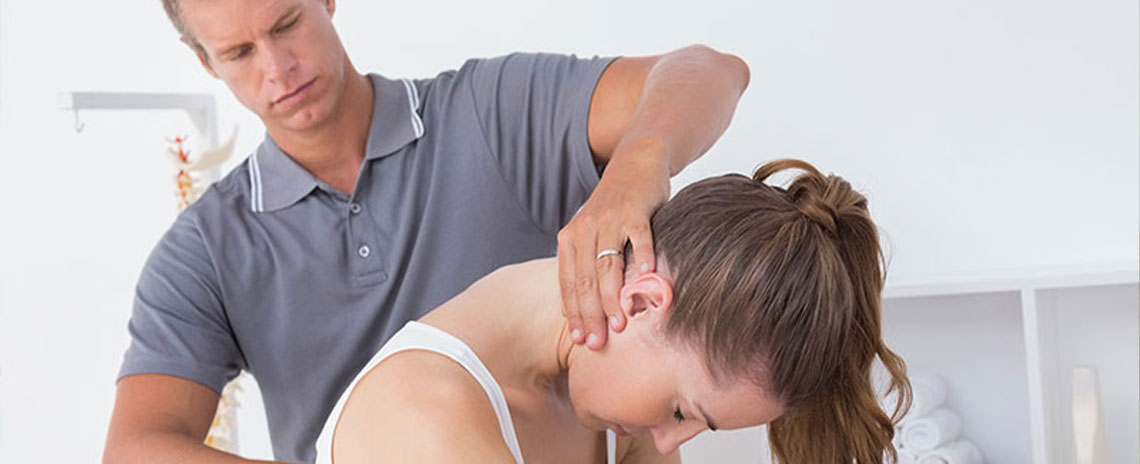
[[619, 272, 674, 321]]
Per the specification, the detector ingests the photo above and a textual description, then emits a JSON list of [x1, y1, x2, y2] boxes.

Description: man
[[103, 0, 750, 462]]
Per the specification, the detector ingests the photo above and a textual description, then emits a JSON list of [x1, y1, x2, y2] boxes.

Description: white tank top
[[314, 321, 616, 464]]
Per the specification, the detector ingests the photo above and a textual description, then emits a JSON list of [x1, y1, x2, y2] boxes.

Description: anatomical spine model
[[164, 127, 244, 453]]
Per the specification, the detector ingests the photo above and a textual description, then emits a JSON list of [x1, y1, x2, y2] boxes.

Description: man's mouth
[[274, 78, 317, 105]]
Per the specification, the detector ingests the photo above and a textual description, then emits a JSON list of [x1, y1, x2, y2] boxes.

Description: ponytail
[[649, 157, 912, 463]]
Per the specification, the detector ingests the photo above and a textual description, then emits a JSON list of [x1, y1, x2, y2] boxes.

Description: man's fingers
[[627, 220, 656, 274], [557, 233, 585, 344], [575, 233, 609, 349], [596, 237, 627, 333]]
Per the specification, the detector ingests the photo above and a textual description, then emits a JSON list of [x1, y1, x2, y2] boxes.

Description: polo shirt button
[[349, 203, 362, 214], [357, 245, 371, 258]]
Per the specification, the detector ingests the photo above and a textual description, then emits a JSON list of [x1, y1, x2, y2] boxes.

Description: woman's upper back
[[325, 321, 634, 463]]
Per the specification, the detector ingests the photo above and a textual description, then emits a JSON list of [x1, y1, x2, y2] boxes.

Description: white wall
[[0, 0, 1136, 462]]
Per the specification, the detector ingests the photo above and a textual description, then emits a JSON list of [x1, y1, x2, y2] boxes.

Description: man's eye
[[275, 18, 299, 33], [674, 408, 685, 422], [230, 46, 252, 60]]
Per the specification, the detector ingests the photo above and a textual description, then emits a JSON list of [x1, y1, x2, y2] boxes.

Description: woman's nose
[[650, 424, 703, 455]]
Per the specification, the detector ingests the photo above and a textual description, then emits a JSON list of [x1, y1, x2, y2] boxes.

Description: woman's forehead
[[672, 344, 783, 429], [691, 376, 783, 430]]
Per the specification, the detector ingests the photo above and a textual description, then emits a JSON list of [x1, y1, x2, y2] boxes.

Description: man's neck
[[266, 71, 375, 196]]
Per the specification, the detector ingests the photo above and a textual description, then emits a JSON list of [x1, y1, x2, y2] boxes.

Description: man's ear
[[619, 272, 674, 321], [325, 0, 337, 17], [183, 37, 219, 79]]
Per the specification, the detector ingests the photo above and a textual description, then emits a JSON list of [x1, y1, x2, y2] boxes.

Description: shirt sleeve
[[117, 211, 244, 393], [465, 52, 619, 233]]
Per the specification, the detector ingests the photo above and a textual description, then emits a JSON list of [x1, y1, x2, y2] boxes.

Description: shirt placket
[[344, 188, 388, 286]]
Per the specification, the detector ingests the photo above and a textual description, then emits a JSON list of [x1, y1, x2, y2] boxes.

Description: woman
[[315, 159, 911, 463]]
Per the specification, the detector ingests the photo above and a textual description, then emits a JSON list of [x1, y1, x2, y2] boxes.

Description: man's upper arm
[[464, 52, 617, 232], [104, 374, 221, 461], [110, 374, 220, 437], [585, 55, 660, 163], [119, 212, 244, 394], [585, 45, 751, 165]]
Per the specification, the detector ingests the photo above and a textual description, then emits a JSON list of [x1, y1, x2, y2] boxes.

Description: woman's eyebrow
[[694, 401, 719, 431]]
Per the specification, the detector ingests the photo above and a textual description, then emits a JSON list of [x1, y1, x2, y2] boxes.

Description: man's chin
[[271, 107, 330, 133]]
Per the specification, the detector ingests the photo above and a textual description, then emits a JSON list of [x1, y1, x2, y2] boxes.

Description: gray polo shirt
[[118, 52, 616, 463]]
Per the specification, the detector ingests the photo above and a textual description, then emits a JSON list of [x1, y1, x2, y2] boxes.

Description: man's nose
[[259, 41, 297, 85]]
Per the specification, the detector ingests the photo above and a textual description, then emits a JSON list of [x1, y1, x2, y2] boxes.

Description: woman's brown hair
[[644, 158, 911, 463]]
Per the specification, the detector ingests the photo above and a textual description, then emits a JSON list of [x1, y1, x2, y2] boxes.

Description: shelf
[[57, 91, 219, 146], [884, 291, 1034, 463], [884, 262, 1138, 299]]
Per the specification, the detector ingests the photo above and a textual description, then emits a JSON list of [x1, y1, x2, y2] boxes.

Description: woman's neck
[[421, 257, 578, 399]]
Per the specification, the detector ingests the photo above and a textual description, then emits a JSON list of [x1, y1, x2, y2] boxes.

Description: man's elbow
[[679, 44, 751, 93], [722, 51, 750, 93]]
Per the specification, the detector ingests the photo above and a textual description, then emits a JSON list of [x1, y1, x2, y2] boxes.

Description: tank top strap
[[607, 429, 617, 464], [385, 322, 526, 464]]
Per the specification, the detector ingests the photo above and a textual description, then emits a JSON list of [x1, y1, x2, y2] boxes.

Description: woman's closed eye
[[673, 408, 686, 423]]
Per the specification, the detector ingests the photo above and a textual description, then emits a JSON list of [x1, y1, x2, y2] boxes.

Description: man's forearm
[[104, 431, 287, 464], [613, 44, 751, 176]]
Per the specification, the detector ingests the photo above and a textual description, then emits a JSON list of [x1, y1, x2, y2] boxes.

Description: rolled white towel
[[907, 372, 948, 423], [902, 409, 961, 453], [892, 426, 906, 451], [886, 425, 921, 464], [889, 449, 920, 464], [918, 441, 983, 464]]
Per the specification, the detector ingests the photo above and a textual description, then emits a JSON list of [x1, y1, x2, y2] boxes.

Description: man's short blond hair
[[160, 0, 206, 55]]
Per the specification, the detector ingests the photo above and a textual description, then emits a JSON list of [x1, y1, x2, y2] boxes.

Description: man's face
[[179, 0, 348, 132]]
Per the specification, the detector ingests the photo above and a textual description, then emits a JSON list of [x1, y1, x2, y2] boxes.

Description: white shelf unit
[[680, 263, 1139, 464], [886, 263, 1139, 464]]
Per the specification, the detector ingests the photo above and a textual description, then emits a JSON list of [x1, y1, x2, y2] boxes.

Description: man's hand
[[558, 139, 670, 349], [559, 45, 749, 350]]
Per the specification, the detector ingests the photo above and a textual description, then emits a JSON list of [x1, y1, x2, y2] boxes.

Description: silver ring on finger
[[596, 249, 623, 260]]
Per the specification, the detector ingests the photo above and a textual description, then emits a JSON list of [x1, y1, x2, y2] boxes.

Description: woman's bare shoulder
[[332, 350, 517, 463]]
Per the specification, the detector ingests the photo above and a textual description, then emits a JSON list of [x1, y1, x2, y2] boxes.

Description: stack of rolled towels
[[882, 370, 984, 464]]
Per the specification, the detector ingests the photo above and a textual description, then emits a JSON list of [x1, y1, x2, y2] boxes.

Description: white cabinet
[[1032, 283, 1139, 464], [681, 264, 1139, 464]]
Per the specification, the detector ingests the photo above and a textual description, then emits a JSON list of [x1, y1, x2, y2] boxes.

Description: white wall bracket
[[57, 91, 219, 147]]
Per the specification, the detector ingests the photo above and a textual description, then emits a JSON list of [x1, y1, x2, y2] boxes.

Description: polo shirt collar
[[247, 74, 426, 213]]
